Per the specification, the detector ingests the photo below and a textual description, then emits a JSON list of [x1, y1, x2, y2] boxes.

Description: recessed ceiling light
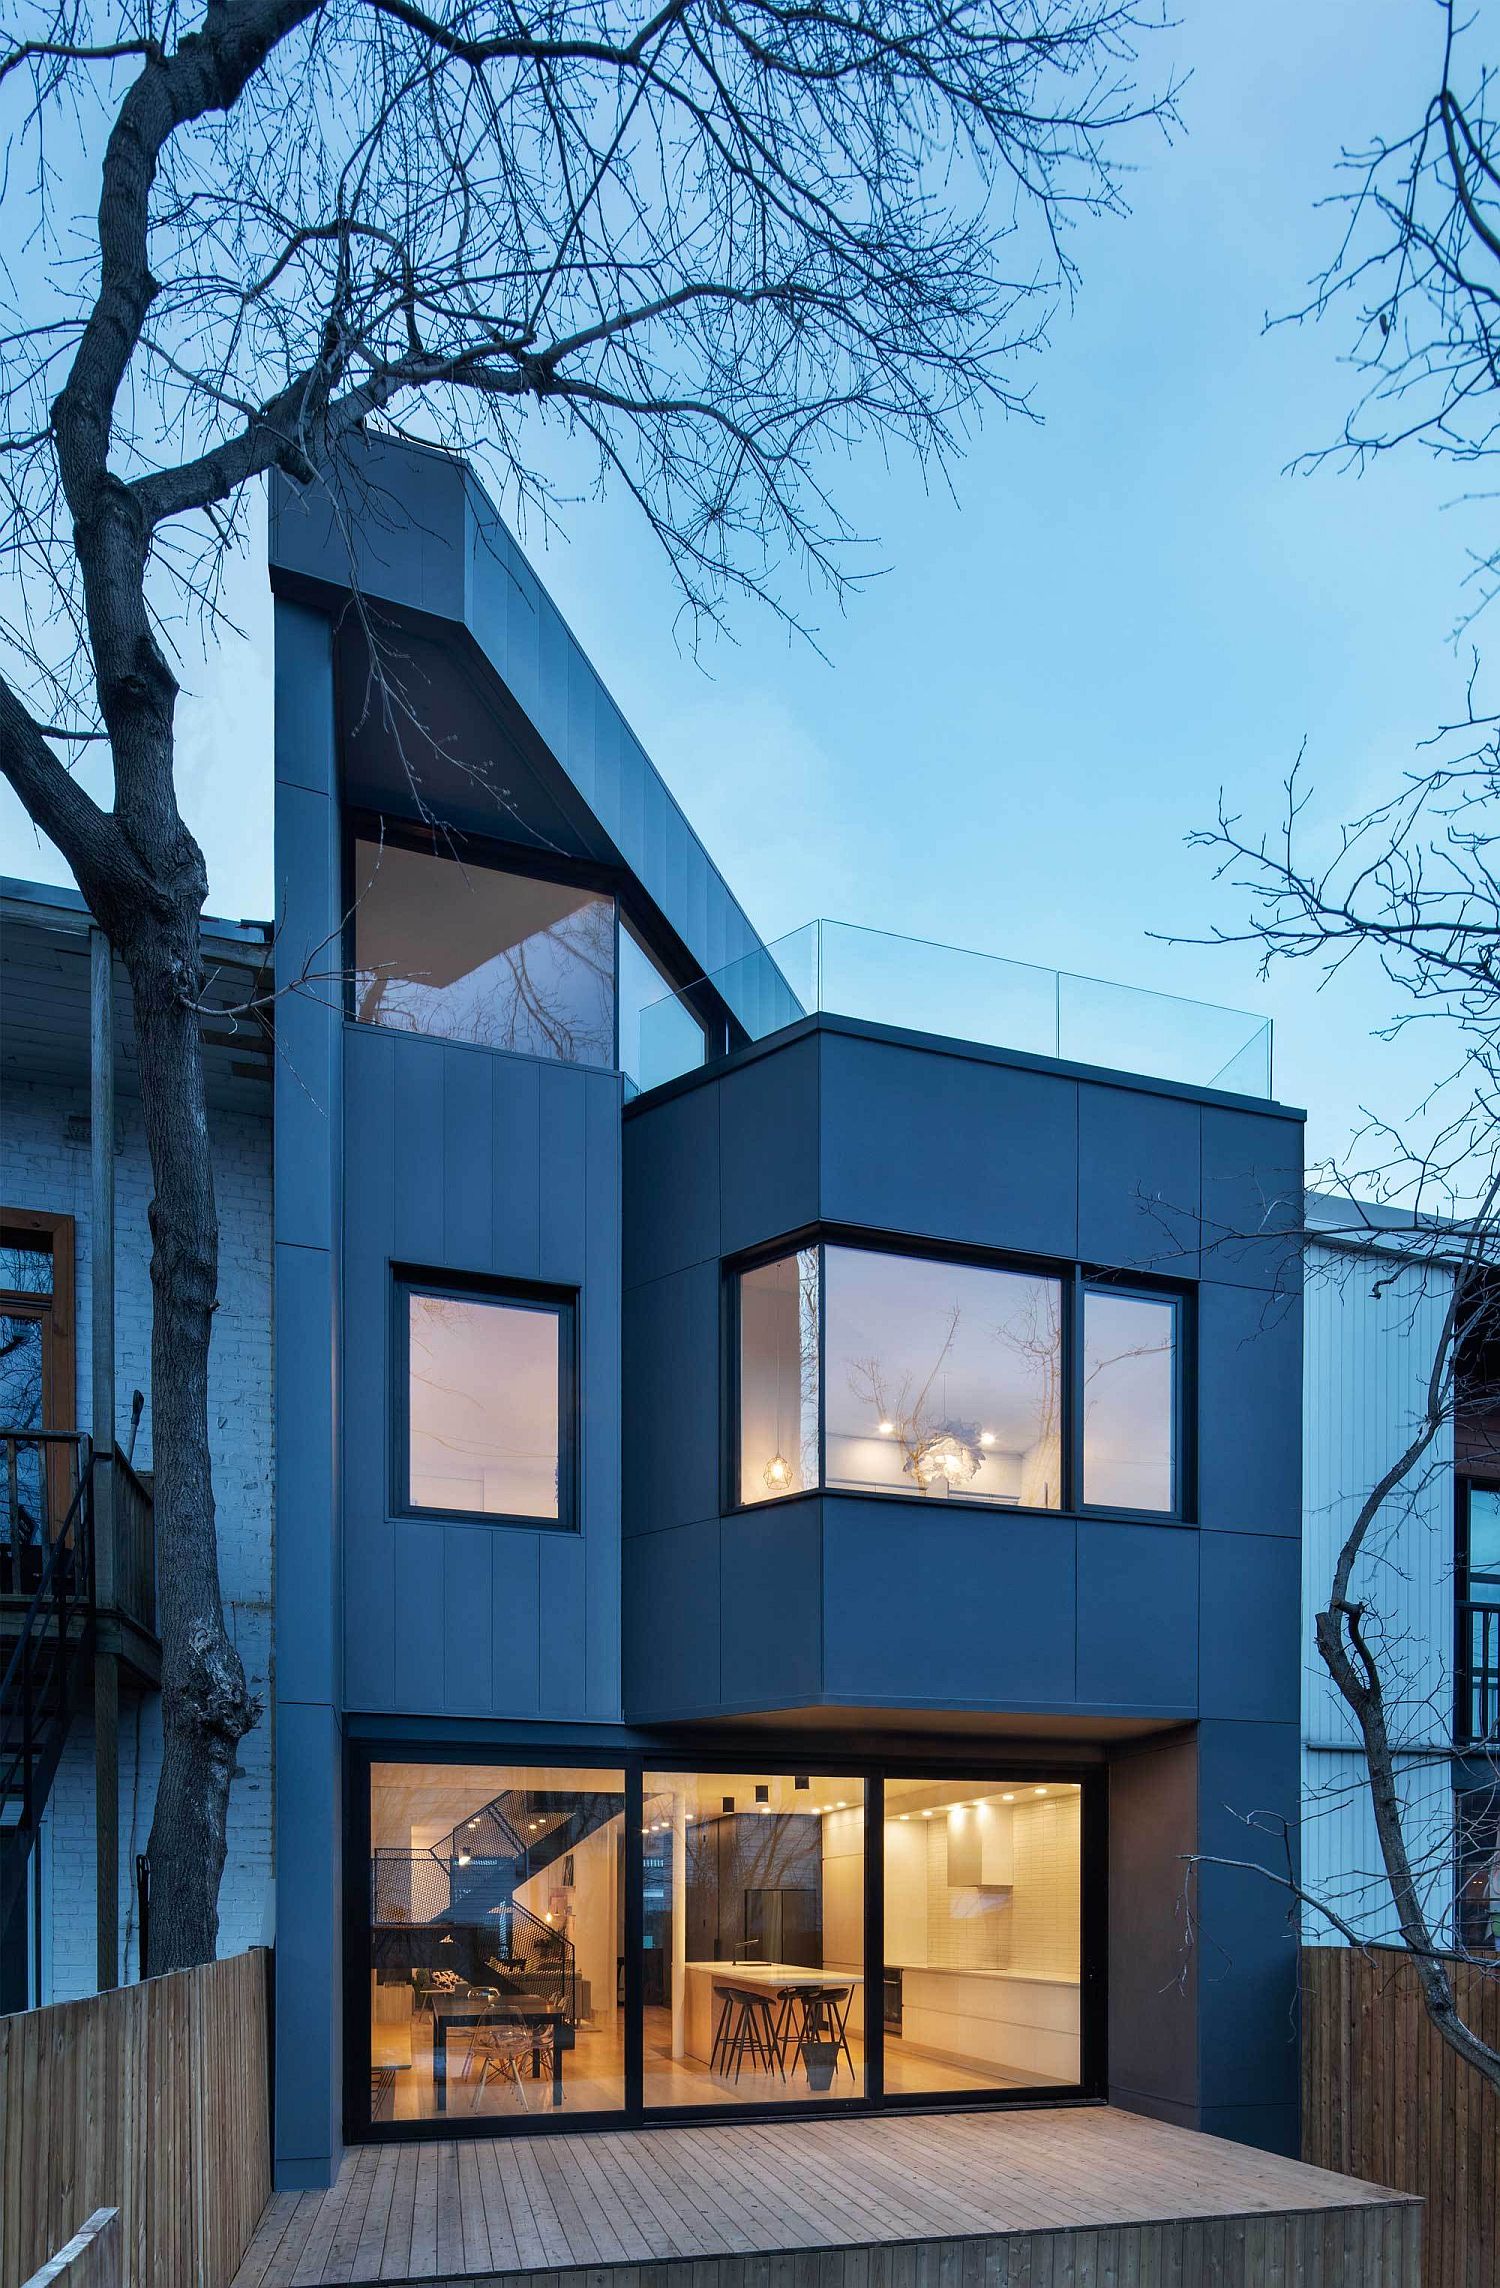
[[979, 1432, 996, 1448], [898, 1814, 911, 1822], [1034, 1786, 1047, 1796], [878, 1421, 895, 1436], [922, 1810, 934, 1819], [1002, 1793, 1015, 1803]]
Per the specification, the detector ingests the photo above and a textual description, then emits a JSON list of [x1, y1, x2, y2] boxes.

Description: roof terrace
[[638, 917, 1273, 1099]]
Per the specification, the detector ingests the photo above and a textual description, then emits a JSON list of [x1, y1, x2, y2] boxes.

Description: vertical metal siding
[[1301, 1238, 1457, 1942]]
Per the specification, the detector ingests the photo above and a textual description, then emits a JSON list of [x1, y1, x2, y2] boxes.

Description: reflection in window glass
[[406, 1289, 563, 1519], [369, 1762, 625, 2120], [824, 1248, 1062, 1508], [642, 1773, 864, 2106], [738, 1251, 820, 1504], [884, 1777, 1081, 2093], [1082, 1289, 1176, 1513], [1470, 1487, 1500, 1586], [353, 837, 615, 1065], [618, 922, 705, 1094]]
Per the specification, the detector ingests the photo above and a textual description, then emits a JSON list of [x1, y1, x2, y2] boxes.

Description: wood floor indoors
[[235, 2104, 1419, 2288]]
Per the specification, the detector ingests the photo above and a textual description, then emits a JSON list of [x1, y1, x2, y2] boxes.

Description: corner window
[[353, 835, 615, 1066], [398, 1278, 574, 1525], [1081, 1287, 1178, 1515], [823, 1248, 1062, 1508], [735, 1243, 1182, 1518], [618, 920, 706, 1095]]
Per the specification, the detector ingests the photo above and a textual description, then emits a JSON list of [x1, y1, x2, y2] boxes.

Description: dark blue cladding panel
[[1196, 1281, 1301, 1536], [623, 1080, 721, 1286], [1076, 1523, 1198, 1712], [822, 1500, 1076, 1707], [717, 1033, 822, 1257], [623, 1520, 723, 1717], [817, 1032, 1079, 1259], [1077, 1084, 1200, 1277], [1107, 1731, 1198, 2117], [489, 1053, 543, 1277], [720, 1501, 823, 1711], [274, 1242, 340, 1708], [272, 1698, 343, 2170], [340, 1027, 622, 1721], [1198, 1533, 1301, 1722], [621, 1262, 721, 1538], [1195, 1717, 1302, 2114], [1200, 1105, 1304, 1291]]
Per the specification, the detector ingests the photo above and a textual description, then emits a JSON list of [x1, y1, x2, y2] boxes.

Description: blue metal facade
[[270, 438, 1305, 2189]]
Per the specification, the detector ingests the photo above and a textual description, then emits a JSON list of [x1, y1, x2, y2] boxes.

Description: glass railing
[[636, 918, 1272, 1098]]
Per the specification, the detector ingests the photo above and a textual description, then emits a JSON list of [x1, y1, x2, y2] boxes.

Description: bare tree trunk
[[121, 901, 258, 1973]]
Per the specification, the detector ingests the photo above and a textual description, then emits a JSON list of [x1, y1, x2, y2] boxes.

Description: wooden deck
[[235, 2106, 1420, 2288]]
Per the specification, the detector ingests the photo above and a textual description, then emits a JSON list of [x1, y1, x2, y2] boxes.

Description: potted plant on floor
[[800, 2037, 840, 2091]]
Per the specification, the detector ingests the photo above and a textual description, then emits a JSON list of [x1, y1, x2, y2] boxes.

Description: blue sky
[[1, 0, 1483, 1171]]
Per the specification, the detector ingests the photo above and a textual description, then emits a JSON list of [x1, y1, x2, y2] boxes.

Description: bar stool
[[715, 1987, 785, 2080], [787, 1985, 855, 2082]]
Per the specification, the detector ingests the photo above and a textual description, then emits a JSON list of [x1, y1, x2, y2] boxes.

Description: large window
[[355, 1753, 1090, 2135], [884, 1777, 1081, 2094], [1460, 1482, 1500, 1744], [368, 1762, 626, 2121], [736, 1242, 1182, 1517], [618, 920, 706, 1095], [642, 1772, 865, 2107], [353, 836, 616, 1065], [398, 1277, 573, 1524]]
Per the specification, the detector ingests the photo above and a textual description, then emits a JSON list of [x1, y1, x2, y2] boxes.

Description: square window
[[398, 1280, 574, 1525]]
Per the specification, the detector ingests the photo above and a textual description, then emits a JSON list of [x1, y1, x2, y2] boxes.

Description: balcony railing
[[1, 1430, 156, 1643], [638, 918, 1273, 1098], [1459, 1599, 1500, 1745]]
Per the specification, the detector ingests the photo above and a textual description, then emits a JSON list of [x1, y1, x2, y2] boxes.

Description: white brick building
[[0, 879, 274, 2000]]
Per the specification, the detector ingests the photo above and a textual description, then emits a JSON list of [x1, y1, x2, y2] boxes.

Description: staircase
[[0, 1452, 95, 1939]]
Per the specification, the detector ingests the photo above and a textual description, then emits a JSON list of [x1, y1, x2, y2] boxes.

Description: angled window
[[397, 1277, 574, 1525], [353, 836, 615, 1066], [738, 1250, 821, 1505], [734, 1242, 1184, 1519], [1081, 1287, 1178, 1514], [617, 919, 706, 1095]]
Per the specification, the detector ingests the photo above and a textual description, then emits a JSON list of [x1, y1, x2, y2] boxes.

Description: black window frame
[[1076, 1276, 1188, 1524], [344, 1733, 1106, 2145], [392, 1267, 579, 1530], [726, 1228, 1192, 1526]]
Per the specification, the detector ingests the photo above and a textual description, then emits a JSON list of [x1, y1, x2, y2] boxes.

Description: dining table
[[426, 1990, 571, 2111]]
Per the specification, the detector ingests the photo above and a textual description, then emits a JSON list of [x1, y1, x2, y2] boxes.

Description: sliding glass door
[[883, 1776, 1082, 2097], [352, 1749, 1091, 2137], [642, 1771, 866, 2107]]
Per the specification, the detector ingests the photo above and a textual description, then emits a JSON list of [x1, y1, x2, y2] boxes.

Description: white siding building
[[1301, 1200, 1460, 1948]]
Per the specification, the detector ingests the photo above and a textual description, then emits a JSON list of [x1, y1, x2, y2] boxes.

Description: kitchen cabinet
[[945, 1802, 1013, 1888]]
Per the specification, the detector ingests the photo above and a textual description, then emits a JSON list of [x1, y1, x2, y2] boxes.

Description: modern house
[[260, 434, 1308, 2193]]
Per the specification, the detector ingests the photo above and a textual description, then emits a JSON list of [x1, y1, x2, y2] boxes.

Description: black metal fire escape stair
[[0, 1467, 95, 1930]]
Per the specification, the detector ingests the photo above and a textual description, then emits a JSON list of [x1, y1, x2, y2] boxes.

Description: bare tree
[[1168, 0, 1500, 2091], [0, 0, 1171, 1970]]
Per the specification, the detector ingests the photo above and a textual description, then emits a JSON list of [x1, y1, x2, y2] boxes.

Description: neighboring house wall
[[1301, 1235, 1457, 1946], [0, 1076, 274, 1995]]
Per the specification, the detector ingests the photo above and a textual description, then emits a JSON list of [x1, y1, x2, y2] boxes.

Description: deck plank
[[234, 2107, 1414, 2288]]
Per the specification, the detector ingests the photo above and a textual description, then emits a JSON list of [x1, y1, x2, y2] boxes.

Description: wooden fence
[[0, 1948, 270, 2288], [20, 2213, 121, 2288], [1302, 1942, 1500, 2288]]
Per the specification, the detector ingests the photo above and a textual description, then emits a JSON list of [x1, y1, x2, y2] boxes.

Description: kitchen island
[[890, 1965, 1080, 2086], [682, 1962, 864, 2068]]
